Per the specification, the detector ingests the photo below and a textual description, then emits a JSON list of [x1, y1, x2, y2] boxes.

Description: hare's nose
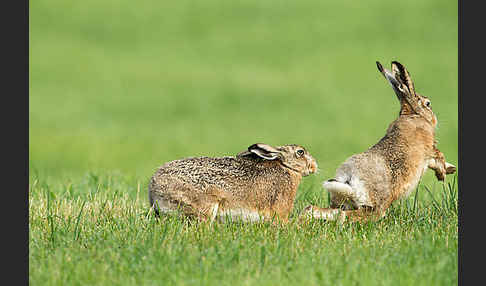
[[310, 160, 318, 173]]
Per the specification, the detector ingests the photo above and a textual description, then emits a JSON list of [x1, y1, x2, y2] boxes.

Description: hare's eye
[[425, 100, 431, 107], [296, 149, 304, 156]]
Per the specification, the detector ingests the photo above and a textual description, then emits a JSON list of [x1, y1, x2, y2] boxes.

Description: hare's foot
[[340, 207, 383, 223], [300, 205, 383, 224], [300, 205, 346, 223]]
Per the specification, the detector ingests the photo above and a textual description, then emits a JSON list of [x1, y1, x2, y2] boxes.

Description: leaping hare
[[149, 143, 318, 223], [302, 61, 456, 223]]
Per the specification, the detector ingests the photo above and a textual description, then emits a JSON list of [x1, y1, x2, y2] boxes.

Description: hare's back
[[153, 156, 262, 188]]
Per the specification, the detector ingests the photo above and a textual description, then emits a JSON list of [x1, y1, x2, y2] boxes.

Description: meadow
[[29, 0, 458, 285]]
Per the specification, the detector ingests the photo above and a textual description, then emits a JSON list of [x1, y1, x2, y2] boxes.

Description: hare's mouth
[[299, 164, 317, 177], [307, 161, 318, 176]]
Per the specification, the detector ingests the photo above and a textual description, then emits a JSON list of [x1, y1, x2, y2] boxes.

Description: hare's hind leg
[[149, 195, 178, 217], [149, 187, 181, 217], [215, 208, 265, 223], [149, 180, 218, 221], [150, 193, 202, 220]]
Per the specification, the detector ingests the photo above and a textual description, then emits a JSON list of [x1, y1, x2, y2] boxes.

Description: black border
[[8, 0, 29, 283], [459, 1, 482, 285]]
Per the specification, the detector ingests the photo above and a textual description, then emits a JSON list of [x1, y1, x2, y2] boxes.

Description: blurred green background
[[29, 0, 457, 189]]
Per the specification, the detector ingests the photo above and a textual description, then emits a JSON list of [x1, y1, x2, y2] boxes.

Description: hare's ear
[[377, 61, 406, 101], [377, 61, 417, 115], [237, 143, 281, 160], [391, 61, 415, 96], [390, 61, 427, 114]]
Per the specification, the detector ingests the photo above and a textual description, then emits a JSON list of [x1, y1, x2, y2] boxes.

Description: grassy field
[[29, 0, 458, 285]]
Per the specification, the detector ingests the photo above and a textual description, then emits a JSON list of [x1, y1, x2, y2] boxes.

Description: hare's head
[[376, 61, 437, 127], [237, 143, 318, 176]]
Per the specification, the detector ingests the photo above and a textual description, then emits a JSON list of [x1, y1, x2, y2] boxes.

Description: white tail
[[322, 179, 372, 208], [322, 180, 355, 197]]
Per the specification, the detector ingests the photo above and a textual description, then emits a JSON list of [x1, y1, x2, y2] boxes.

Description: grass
[[29, 172, 458, 285], [29, 0, 458, 285]]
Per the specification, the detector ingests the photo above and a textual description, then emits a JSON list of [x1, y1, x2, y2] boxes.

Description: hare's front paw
[[445, 162, 456, 174], [434, 167, 446, 181]]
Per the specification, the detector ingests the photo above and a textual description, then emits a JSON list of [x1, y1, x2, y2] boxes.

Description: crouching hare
[[302, 61, 456, 223], [149, 143, 318, 223]]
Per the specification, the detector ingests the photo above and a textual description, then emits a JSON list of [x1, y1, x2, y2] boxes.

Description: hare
[[301, 61, 456, 223], [148, 143, 318, 223]]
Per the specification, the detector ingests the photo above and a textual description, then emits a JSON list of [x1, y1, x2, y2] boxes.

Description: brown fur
[[301, 61, 456, 223], [149, 144, 317, 223]]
